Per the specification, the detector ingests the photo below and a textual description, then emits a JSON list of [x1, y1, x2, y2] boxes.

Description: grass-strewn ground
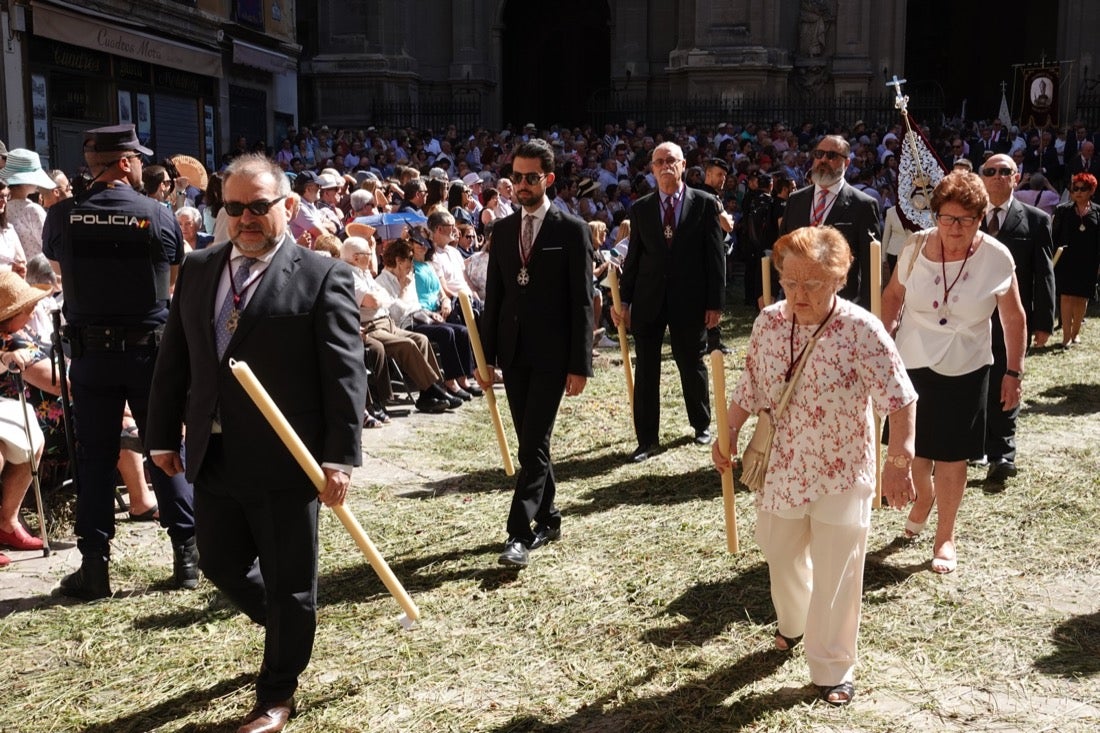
[[2, 301, 1098, 732]]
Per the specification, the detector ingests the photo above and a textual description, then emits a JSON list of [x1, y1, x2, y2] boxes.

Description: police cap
[[83, 124, 153, 157]]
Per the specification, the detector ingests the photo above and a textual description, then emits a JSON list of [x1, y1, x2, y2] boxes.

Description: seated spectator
[[426, 210, 482, 320], [175, 206, 212, 252], [376, 238, 483, 401], [448, 181, 476, 227], [340, 236, 457, 415], [464, 220, 493, 303]]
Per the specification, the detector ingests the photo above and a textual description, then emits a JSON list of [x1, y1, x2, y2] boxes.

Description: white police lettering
[[69, 213, 149, 227]]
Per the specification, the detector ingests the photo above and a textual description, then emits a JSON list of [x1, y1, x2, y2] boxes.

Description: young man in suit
[[477, 138, 593, 568], [978, 153, 1055, 490], [613, 142, 726, 462], [780, 134, 881, 307], [147, 154, 366, 733]]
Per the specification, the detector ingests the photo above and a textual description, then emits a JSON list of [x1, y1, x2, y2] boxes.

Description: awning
[[32, 1, 222, 78], [233, 40, 294, 74]]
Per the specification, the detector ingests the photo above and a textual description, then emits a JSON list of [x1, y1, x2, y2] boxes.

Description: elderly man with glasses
[[975, 153, 1055, 490]]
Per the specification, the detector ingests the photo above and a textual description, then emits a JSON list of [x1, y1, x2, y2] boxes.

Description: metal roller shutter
[[153, 93, 201, 161]]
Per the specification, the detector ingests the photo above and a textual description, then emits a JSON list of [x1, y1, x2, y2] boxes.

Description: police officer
[[42, 124, 196, 600]]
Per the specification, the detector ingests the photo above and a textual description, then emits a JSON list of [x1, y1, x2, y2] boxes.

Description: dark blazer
[[781, 182, 882, 305], [482, 205, 594, 377], [985, 198, 1056, 335], [146, 236, 366, 489], [619, 185, 725, 326]]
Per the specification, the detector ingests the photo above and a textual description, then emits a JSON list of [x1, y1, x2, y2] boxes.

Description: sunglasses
[[509, 172, 545, 185], [811, 150, 845, 161], [1071, 185, 1094, 192], [223, 196, 287, 217], [981, 167, 1015, 177]]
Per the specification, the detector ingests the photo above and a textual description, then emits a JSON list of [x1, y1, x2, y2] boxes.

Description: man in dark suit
[[978, 154, 1055, 490], [780, 135, 882, 306], [147, 154, 366, 733], [478, 139, 593, 568], [614, 141, 726, 462]]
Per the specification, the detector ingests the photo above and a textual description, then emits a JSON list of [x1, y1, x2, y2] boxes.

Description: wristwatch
[[886, 454, 912, 470], [1005, 368, 1023, 380]]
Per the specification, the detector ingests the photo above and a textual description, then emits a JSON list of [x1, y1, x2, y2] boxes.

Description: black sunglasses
[[1071, 185, 1094, 192], [509, 172, 545, 185], [811, 150, 845, 161], [981, 167, 1014, 177], [223, 196, 287, 217]]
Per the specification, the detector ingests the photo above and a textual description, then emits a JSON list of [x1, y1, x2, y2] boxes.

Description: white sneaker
[[597, 335, 618, 349]]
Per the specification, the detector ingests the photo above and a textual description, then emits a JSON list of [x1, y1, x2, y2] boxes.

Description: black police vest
[[64, 200, 171, 325]]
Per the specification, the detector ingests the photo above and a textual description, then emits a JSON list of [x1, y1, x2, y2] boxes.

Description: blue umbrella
[[356, 211, 428, 240]]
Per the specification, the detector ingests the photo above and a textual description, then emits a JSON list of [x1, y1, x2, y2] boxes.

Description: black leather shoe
[[629, 443, 658, 463], [173, 537, 199, 590], [59, 555, 112, 601], [415, 394, 449, 414], [530, 526, 561, 550], [694, 429, 711, 445], [464, 382, 484, 397], [985, 460, 1017, 488], [497, 539, 529, 567], [449, 386, 473, 401]]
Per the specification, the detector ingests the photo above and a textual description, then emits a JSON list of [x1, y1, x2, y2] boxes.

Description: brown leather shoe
[[237, 698, 295, 733]]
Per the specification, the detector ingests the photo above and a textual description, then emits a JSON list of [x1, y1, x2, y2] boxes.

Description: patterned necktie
[[987, 207, 1001, 237], [215, 256, 258, 359], [663, 195, 676, 246], [521, 215, 535, 260], [811, 189, 829, 226]]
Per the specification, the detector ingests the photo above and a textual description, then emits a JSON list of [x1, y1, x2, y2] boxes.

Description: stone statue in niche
[[793, 64, 829, 94], [798, 0, 835, 58]]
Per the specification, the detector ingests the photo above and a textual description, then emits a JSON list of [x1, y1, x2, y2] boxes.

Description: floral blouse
[[731, 297, 917, 514]]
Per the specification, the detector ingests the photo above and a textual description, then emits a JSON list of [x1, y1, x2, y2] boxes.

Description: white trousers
[[755, 494, 869, 686]]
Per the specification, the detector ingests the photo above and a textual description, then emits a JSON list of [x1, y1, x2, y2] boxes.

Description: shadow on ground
[[1034, 609, 1100, 678]]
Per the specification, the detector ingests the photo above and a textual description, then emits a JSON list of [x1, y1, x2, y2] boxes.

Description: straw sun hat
[[0, 271, 50, 325]]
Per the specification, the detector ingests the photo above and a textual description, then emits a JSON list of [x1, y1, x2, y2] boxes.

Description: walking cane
[[229, 359, 420, 627], [761, 255, 773, 306], [7, 364, 49, 556]]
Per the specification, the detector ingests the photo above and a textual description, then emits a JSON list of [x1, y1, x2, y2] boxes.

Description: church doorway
[[500, 0, 610, 129]]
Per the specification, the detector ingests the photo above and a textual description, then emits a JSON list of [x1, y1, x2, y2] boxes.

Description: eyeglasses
[[811, 150, 845, 161], [933, 213, 980, 227], [509, 172, 545, 185], [223, 196, 287, 217], [651, 157, 683, 167], [460, 233, 476, 239], [1071, 185, 1094, 192], [981, 167, 1015, 177], [115, 153, 143, 165], [159, 180, 172, 188], [779, 278, 826, 292]]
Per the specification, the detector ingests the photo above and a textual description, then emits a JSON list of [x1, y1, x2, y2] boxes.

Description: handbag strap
[[772, 307, 837, 420]]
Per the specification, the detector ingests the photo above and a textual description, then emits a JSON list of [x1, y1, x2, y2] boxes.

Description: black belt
[[64, 325, 162, 354]]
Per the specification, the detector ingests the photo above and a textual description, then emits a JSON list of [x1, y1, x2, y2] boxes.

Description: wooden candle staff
[[761, 255, 773, 306], [229, 359, 421, 627], [458, 292, 515, 476], [606, 266, 635, 414], [870, 238, 884, 509], [710, 350, 740, 553]]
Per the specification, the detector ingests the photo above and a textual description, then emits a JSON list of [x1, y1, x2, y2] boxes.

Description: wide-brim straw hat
[[0, 148, 56, 189], [0, 271, 50, 324]]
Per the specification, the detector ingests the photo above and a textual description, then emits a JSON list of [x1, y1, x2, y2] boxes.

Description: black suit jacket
[[985, 198, 1056, 335], [482, 205, 594, 376], [619, 185, 725, 326], [781, 182, 882, 305], [146, 236, 367, 489]]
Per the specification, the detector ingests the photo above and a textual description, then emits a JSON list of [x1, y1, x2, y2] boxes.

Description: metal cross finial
[[1000, 80, 1007, 94], [887, 75, 909, 113]]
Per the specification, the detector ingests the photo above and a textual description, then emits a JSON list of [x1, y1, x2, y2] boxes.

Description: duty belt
[[63, 325, 163, 355]]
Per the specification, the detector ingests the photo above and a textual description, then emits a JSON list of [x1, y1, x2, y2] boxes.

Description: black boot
[[59, 554, 112, 601], [173, 537, 199, 590]]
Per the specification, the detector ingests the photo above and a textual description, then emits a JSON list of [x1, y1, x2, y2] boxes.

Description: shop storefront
[[29, 1, 222, 174]]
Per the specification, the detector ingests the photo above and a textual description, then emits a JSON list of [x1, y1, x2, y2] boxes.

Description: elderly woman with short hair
[[175, 206, 211, 252], [882, 171, 1027, 573], [714, 225, 917, 706]]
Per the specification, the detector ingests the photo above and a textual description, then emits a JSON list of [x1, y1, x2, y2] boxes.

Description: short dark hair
[[705, 157, 729, 173], [513, 139, 555, 174], [382, 238, 414, 268]]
